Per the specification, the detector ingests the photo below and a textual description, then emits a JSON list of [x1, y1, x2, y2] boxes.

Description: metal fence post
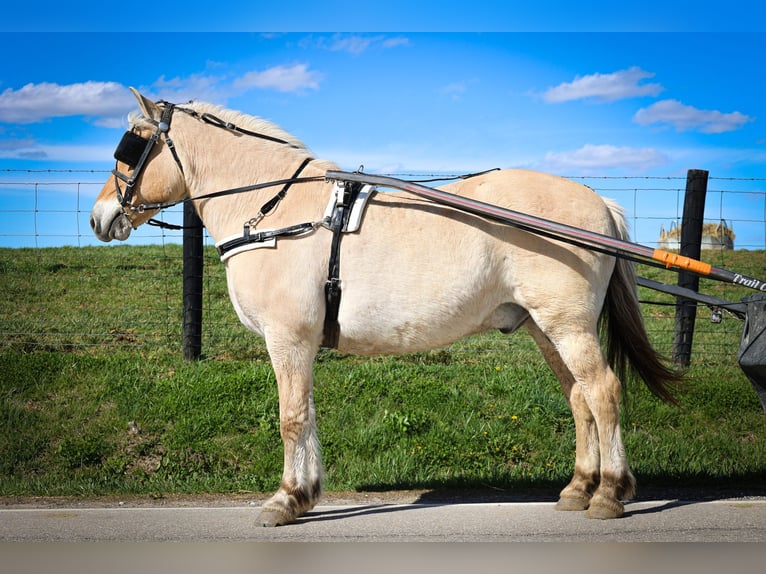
[[182, 202, 204, 361], [672, 169, 709, 366]]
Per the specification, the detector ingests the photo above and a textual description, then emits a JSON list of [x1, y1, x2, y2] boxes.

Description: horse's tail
[[601, 199, 681, 404]]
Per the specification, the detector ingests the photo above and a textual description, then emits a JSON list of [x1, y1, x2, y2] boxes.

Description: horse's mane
[[128, 100, 310, 153]]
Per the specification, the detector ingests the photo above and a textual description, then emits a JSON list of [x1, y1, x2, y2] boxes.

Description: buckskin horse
[[90, 88, 677, 526]]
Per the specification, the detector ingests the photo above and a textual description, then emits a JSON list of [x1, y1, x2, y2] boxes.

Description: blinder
[[111, 102, 180, 208], [114, 130, 151, 168]]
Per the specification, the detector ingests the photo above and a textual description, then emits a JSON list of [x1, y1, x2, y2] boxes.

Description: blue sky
[[1, 2, 765, 247]]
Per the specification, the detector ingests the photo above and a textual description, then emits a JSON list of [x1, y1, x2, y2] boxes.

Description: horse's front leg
[[258, 340, 323, 527]]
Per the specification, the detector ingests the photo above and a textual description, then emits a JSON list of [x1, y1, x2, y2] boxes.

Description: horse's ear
[[129, 87, 159, 119]]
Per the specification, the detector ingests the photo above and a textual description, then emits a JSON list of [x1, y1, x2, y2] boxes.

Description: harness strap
[[211, 157, 317, 254], [322, 180, 364, 349], [143, 173, 324, 229], [216, 221, 321, 258], [199, 112, 304, 149], [165, 134, 184, 174], [137, 175, 325, 212], [254, 157, 314, 222]]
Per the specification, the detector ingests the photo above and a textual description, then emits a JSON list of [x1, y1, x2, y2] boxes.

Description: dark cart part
[[637, 276, 766, 411], [636, 276, 747, 319], [738, 295, 766, 411], [326, 170, 766, 412]]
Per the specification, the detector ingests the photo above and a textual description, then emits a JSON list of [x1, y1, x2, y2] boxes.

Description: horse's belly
[[335, 293, 527, 355]]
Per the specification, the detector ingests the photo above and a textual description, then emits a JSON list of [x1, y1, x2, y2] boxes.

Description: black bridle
[[112, 102, 184, 209], [110, 100, 324, 226]]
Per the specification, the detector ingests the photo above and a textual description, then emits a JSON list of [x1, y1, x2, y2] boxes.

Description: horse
[[90, 88, 679, 526]]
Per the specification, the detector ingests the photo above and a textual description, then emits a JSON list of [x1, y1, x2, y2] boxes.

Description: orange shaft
[[652, 249, 712, 275]]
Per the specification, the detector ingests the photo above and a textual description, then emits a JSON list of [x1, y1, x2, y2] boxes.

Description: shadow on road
[[296, 483, 766, 524], [299, 503, 418, 524]]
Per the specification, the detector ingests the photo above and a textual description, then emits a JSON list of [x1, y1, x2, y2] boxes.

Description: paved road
[[2, 496, 766, 542], [4, 496, 766, 574]]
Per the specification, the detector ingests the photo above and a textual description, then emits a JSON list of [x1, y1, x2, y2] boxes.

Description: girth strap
[[322, 180, 364, 348]]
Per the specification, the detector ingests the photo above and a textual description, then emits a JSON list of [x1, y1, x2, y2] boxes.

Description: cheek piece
[[111, 103, 180, 209]]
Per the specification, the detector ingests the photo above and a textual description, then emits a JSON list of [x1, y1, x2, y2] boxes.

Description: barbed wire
[[0, 169, 111, 173], [2, 168, 765, 181]]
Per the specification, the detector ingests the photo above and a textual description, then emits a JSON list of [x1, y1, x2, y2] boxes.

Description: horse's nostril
[[90, 215, 98, 232]]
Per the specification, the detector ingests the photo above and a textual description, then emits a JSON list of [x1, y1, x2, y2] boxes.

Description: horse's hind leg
[[525, 320, 599, 511], [527, 320, 635, 518], [258, 339, 323, 527]]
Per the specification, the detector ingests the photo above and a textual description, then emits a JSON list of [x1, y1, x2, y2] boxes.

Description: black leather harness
[[322, 179, 364, 349], [215, 177, 366, 349]]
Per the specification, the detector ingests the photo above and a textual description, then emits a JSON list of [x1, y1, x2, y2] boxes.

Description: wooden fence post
[[672, 169, 709, 366], [182, 202, 204, 361]]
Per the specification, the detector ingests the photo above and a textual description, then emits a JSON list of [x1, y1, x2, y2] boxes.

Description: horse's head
[[90, 88, 187, 242]]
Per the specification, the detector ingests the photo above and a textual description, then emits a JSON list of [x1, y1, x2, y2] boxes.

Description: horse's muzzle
[[90, 202, 132, 242]]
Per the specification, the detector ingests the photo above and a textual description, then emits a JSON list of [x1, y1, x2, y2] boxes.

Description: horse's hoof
[[258, 508, 294, 527], [585, 497, 624, 519], [555, 495, 590, 511]]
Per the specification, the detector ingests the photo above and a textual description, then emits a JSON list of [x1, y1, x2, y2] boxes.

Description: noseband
[[112, 102, 184, 211]]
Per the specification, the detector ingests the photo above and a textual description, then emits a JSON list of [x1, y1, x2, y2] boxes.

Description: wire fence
[[1, 169, 764, 365]]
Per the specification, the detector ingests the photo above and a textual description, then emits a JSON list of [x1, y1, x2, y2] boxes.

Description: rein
[[139, 174, 320, 213], [114, 101, 323, 230], [198, 111, 305, 149], [143, 172, 325, 231]]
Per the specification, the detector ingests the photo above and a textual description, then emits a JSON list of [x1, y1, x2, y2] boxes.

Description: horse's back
[[334, 169, 619, 353], [446, 169, 615, 235]]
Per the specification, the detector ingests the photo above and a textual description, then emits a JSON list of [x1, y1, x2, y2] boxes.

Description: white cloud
[[542, 67, 663, 103], [307, 34, 410, 54], [233, 64, 321, 93], [382, 37, 410, 49], [0, 81, 133, 124], [543, 144, 669, 173], [0, 63, 322, 134], [328, 35, 379, 54], [633, 99, 754, 133], [149, 73, 226, 103], [0, 143, 115, 162], [438, 82, 469, 100]]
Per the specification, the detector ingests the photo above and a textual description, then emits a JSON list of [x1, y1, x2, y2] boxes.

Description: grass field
[[1, 245, 765, 499]]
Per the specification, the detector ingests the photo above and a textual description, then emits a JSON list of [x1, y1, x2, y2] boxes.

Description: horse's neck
[[181, 130, 332, 241]]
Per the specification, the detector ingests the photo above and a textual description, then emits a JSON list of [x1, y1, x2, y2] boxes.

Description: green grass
[[1, 246, 765, 499]]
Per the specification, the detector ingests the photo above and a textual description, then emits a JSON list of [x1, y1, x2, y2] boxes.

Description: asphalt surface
[[4, 493, 766, 574], [2, 493, 766, 542]]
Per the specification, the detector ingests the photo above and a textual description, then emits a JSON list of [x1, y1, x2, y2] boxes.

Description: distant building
[[658, 221, 735, 250]]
